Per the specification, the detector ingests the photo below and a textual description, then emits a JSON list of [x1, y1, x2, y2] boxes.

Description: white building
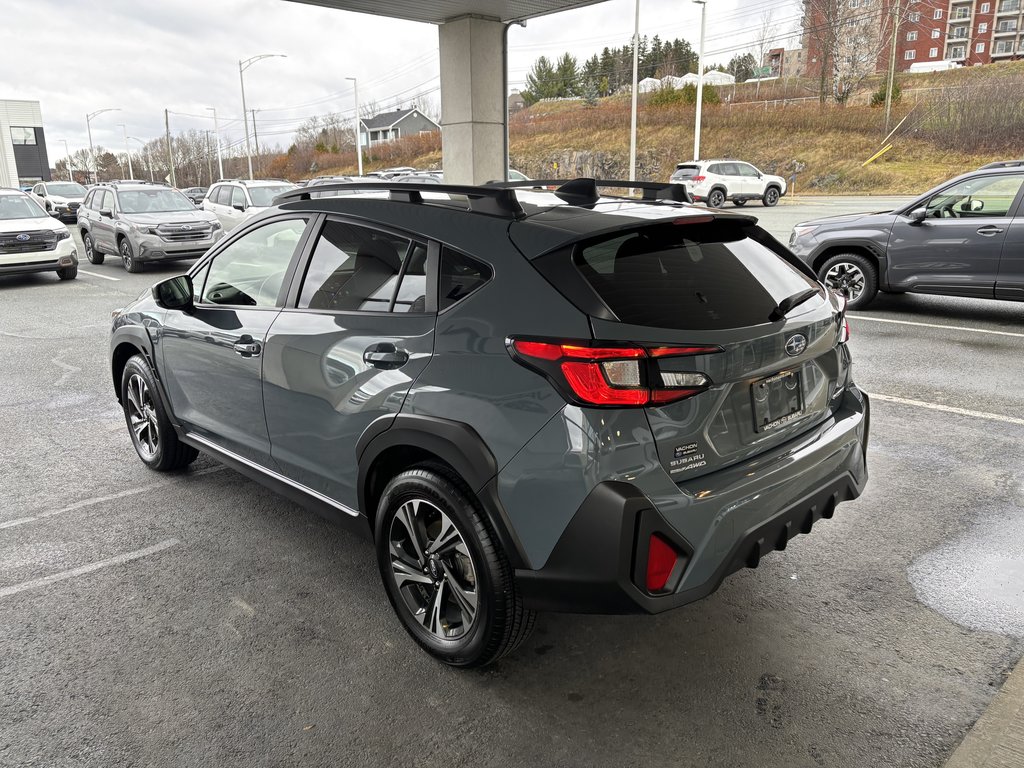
[[0, 100, 50, 189]]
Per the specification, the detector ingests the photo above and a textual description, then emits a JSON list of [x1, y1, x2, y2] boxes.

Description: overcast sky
[[1, 0, 800, 165]]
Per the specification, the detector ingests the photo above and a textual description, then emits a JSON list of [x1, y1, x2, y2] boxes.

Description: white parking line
[[0, 539, 180, 599], [870, 393, 1024, 427], [78, 269, 120, 282], [849, 314, 1024, 339], [0, 466, 225, 530]]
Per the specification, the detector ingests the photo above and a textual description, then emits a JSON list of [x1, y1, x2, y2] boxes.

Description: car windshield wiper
[[769, 288, 820, 322]]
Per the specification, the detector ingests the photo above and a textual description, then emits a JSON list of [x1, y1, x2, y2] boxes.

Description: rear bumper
[[516, 388, 870, 614]]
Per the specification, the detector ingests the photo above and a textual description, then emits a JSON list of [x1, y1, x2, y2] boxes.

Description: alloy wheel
[[126, 373, 159, 460], [824, 262, 866, 302], [388, 498, 478, 641], [765, 188, 779, 205], [121, 241, 134, 271]]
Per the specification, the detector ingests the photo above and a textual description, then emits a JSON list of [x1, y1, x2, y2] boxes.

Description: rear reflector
[[508, 337, 718, 408], [646, 534, 679, 592]]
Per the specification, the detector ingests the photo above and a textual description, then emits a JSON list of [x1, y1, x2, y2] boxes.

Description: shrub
[[870, 82, 901, 108]]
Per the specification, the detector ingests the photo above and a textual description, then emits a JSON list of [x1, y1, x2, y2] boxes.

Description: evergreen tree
[[522, 56, 560, 104]]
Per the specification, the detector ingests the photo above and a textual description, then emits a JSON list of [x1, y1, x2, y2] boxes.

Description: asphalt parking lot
[[1, 198, 1022, 768]]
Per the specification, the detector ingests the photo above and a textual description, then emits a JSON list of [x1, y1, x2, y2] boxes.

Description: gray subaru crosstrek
[[109, 178, 869, 667]]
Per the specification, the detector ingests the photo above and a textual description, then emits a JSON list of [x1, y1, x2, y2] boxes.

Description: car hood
[[48, 195, 85, 205], [120, 211, 218, 226], [0, 216, 64, 234], [796, 210, 898, 229]]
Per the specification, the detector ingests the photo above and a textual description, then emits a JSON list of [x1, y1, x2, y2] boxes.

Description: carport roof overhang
[[283, 0, 607, 24]]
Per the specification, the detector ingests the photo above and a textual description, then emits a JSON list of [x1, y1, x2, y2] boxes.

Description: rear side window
[[297, 219, 415, 312], [671, 165, 700, 180], [439, 248, 492, 311], [573, 222, 818, 331]]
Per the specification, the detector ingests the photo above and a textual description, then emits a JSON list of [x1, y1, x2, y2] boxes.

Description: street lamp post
[[693, 0, 707, 162], [345, 76, 363, 177], [207, 107, 224, 180], [239, 54, 286, 180], [85, 108, 120, 183], [60, 139, 73, 181], [629, 0, 640, 183], [118, 124, 134, 180], [128, 137, 154, 182]]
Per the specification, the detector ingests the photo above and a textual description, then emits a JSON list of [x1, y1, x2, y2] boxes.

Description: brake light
[[691, 175, 706, 183], [646, 534, 679, 592], [508, 337, 719, 407]]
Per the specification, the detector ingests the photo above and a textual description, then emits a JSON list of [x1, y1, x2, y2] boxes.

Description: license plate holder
[[751, 370, 804, 433]]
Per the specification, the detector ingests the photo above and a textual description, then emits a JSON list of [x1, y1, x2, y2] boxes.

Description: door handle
[[232, 334, 262, 357], [977, 226, 1004, 236], [363, 342, 409, 369]]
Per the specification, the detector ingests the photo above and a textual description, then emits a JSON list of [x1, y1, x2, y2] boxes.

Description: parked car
[[670, 160, 786, 208], [78, 181, 223, 273], [31, 181, 88, 223], [0, 188, 77, 280], [180, 186, 208, 205], [508, 169, 530, 182], [109, 177, 868, 667], [202, 179, 296, 231], [393, 173, 442, 184], [789, 166, 1024, 309]]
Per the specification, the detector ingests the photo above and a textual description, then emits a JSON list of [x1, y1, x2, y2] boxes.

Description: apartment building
[[801, 0, 1022, 79]]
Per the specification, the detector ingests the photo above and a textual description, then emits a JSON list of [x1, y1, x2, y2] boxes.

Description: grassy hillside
[[281, 61, 1024, 194]]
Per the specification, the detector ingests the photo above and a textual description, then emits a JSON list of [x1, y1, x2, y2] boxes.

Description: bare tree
[[753, 9, 780, 97], [803, 0, 893, 103]]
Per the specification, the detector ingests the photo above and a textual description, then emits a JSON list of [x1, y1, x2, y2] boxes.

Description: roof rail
[[273, 178, 691, 219], [486, 178, 693, 205], [274, 181, 526, 218]]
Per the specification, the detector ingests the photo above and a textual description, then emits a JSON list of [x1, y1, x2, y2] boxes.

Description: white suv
[[203, 180, 296, 232], [670, 160, 786, 208], [0, 188, 78, 280]]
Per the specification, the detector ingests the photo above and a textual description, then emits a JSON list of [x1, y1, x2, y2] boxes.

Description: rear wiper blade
[[769, 288, 820, 322]]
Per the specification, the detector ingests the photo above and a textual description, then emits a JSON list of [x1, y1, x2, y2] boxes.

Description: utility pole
[[346, 76, 363, 176], [240, 54, 286, 180], [119, 124, 134, 180], [628, 0, 640, 183], [207, 107, 224, 180], [251, 109, 261, 176], [164, 109, 177, 187], [205, 130, 214, 185], [85, 108, 119, 183], [693, 0, 708, 161], [884, 1, 901, 134]]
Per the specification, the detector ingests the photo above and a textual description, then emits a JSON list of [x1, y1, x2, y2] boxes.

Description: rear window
[[671, 165, 700, 180], [573, 222, 818, 330]]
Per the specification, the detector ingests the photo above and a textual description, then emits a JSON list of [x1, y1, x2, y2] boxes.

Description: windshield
[[45, 183, 87, 197], [116, 188, 195, 213], [0, 195, 48, 220], [247, 185, 295, 207], [671, 165, 700, 179]]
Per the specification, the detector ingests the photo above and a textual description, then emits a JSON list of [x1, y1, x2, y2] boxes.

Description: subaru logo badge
[[785, 334, 807, 357], [16, 233, 30, 241], [181, 224, 192, 231]]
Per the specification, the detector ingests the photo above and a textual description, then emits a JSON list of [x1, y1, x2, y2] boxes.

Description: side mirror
[[49, 211, 60, 218], [152, 275, 194, 313], [907, 207, 927, 225], [99, 208, 113, 218], [232, 203, 246, 212], [969, 199, 984, 212]]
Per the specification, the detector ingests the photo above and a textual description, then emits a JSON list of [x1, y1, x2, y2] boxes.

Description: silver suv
[[78, 182, 223, 272]]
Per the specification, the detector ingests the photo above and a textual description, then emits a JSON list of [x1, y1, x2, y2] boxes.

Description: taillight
[[646, 533, 679, 592], [691, 175, 706, 183], [839, 319, 851, 344], [508, 337, 719, 407]]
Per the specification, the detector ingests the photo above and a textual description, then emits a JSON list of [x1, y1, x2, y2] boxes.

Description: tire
[[57, 264, 78, 280], [120, 354, 198, 471], [120, 238, 142, 273], [83, 232, 103, 265], [762, 186, 780, 207], [733, 199, 747, 207], [375, 468, 536, 668], [818, 252, 878, 310], [707, 189, 726, 208]]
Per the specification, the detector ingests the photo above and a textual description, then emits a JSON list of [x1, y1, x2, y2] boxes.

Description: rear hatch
[[528, 216, 848, 482], [671, 164, 700, 183]]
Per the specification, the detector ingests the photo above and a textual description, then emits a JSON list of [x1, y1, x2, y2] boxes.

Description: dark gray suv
[[790, 166, 1024, 309], [109, 179, 869, 667]]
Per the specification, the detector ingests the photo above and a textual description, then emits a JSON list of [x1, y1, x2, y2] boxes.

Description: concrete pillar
[[439, 16, 505, 185]]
